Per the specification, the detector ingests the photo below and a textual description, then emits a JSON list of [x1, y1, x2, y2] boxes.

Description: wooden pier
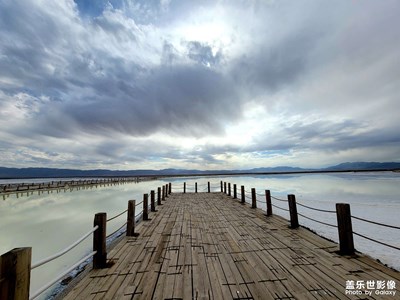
[[0, 177, 145, 195], [61, 192, 399, 300]]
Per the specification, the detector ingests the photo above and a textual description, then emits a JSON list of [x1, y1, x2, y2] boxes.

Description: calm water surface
[[1, 172, 399, 298]]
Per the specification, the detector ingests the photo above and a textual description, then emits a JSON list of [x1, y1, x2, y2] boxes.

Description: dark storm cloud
[[51, 63, 241, 138]]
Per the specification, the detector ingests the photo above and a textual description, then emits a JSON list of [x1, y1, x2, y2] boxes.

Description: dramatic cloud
[[0, 0, 399, 170]]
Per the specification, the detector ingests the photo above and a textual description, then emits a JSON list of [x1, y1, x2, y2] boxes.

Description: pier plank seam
[[62, 192, 399, 300]]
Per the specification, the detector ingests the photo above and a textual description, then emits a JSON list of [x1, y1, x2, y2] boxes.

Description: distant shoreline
[[0, 168, 399, 180]]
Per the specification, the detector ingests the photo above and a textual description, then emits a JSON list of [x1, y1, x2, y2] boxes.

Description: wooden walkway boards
[[63, 193, 399, 299]]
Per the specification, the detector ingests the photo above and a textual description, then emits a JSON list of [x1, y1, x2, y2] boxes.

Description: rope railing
[[30, 251, 97, 300], [256, 198, 264, 204], [106, 209, 128, 222], [271, 203, 289, 212], [351, 215, 400, 230], [106, 221, 128, 239], [353, 232, 400, 251], [297, 212, 337, 228], [296, 202, 336, 214], [31, 226, 99, 270], [271, 195, 287, 202]]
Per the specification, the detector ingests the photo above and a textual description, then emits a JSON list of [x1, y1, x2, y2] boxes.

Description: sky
[[0, 0, 400, 171]]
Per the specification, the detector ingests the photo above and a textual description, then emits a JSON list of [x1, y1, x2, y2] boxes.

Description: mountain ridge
[[1, 162, 399, 179]]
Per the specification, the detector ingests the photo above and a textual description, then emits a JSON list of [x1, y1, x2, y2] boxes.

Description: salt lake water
[[1, 172, 399, 299]]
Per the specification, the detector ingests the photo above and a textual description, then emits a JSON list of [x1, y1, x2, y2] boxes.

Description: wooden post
[[336, 203, 355, 255], [233, 184, 237, 199], [165, 185, 169, 198], [195, 182, 198, 193], [157, 187, 162, 205], [169, 183, 171, 194], [127, 200, 138, 236], [251, 188, 256, 208], [162, 186, 165, 201], [150, 190, 156, 212], [223, 182, 226, 194], [0, 247, 31, 300], [288, 194, 299, 228], [228, 183, 231, 196], [241, 185, 245, 204], [93, 213, 107, 269], [265, 190, 272, 216], [143, 194, 149, 221], [183, 182, 186, 193], [207, 182, 210, 193], [220, 181, 223, 192]]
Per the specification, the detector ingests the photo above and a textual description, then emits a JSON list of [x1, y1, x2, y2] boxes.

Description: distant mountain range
[[0, 162, 400, 179]]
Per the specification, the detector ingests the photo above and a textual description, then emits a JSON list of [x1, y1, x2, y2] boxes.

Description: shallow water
[[1, 172, 399, 298]]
